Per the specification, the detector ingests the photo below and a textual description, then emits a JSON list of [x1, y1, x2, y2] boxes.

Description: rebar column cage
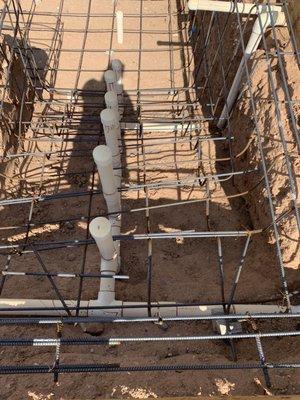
[[0, 0, 299, 389]]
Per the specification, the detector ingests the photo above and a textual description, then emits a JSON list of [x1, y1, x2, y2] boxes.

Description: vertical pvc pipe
[[105, 91, 121, 121], [89, 217, 118, 303], [100, 108, 121, 162], [217, 12, 273, 129], [104, 70, 117, 92], [111, 59, 123, 85], [93, 145, 121, 271], [93, 145, 120, 214], [111, 59, 124, 117]]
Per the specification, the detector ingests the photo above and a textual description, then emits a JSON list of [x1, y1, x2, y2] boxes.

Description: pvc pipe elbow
[[253, 12, 271, 34]]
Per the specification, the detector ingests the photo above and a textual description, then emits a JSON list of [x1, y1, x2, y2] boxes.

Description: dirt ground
[[0, 0, 299, 399]]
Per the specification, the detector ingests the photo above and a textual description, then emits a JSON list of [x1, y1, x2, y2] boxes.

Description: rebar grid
[[0, 0, 299, 388]]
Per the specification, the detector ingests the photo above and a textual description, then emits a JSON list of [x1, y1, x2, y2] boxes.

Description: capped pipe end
[[93, 145, 113, 167], [89, 217, 112, 241], [105, 91, 118, 108], [101, 108, 119, 125], [111, 59, 123, 72], [104, 70, 117, 84]]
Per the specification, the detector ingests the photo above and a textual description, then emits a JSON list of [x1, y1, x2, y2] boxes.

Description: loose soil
[[0, 1, 299, 398]]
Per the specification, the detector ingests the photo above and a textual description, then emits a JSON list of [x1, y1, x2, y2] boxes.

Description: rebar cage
[[0, 0, 299, 391]]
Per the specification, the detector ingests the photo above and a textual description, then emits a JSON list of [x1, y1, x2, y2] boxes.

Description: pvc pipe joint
[[100, 108, 121, 168], [89, 217, 119, 301], [111, 59, 124, 99], [111, 59, 123, 83], [104, 70, 117, 92], [105, 91, 121, 121], [216, 8, 286, 130], [105, 91, 118, 109]]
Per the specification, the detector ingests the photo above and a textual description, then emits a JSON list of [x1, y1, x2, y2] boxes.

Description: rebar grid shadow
[[0, 0, 298, 390]]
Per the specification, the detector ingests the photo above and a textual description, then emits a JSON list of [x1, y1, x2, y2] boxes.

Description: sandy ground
[[0, 0, 299, 398]]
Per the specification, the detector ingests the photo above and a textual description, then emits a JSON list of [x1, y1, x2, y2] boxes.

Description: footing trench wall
[[0, 1, 299, 398]]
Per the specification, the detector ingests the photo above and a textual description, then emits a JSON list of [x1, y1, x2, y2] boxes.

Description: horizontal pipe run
[[0, 299, 288, 317], [187, 1, 283, 15]]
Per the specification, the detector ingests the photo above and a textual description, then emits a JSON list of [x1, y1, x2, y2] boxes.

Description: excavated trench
[[0, 0, 299, 398]]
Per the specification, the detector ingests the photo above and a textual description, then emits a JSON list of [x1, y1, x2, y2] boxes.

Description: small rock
[[154, 320, 169, 331], [67, 253, 76, 262], [80, 323, 105, 336], [65, 221, 75, 230]]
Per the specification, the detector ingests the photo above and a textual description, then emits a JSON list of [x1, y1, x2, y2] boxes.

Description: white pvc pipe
[[104, 70, 117, 92], [93, 145, 121, 213], [92, 146, 121, 270], [0, 297, 291, 317], [188, 1, 285, 130], [215, 10, 285, 129], [111, 59, 123, 84], [111, 59, 124, 117], [111, 59, 123, 97], [188, 0, 283, 15], [217, 12, 270, 129], [89, 217, 118, 303], [105, 91, 121, 121], [105, 90, 119, 110], [100, 108, 121, 164]]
